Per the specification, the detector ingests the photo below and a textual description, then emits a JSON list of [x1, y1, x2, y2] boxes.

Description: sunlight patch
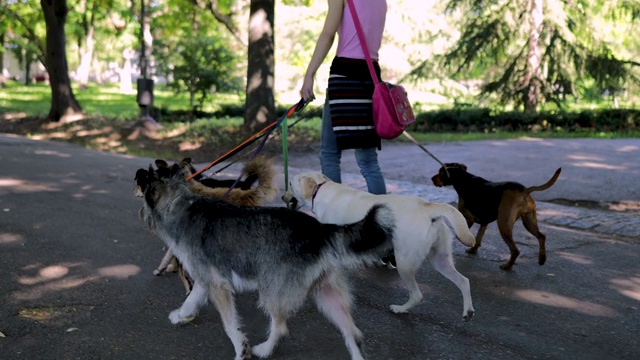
[[0, 178, 60, 194], [570, 161, 626, 170], [0, 233, 23, 244], [616, 145, 639, 152], [179, 141, 202, 151], [34, 149, 72, 158], [556, 252, 593, 265], [514, 289, 617, 317], [610, 276, 640, 302], [97, 264, 141, 279], [19, 265, 70, 285]]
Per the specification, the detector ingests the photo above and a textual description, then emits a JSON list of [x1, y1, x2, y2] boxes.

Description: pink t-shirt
[[336, 0, 387, 60]]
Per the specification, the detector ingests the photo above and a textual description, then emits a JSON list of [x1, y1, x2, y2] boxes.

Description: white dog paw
[[389, 305, 408, 314], [251, 342, 272, 358], [169, 309, 194, 325]]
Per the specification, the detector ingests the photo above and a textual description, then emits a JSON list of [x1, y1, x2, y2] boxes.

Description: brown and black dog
[[432, 163, 561, 270]]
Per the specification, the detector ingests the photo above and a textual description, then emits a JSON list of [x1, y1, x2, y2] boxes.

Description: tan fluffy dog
[[283, 172, 476, 320]]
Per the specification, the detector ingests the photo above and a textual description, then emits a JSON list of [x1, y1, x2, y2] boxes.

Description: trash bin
[[137, 78, 154, 107]]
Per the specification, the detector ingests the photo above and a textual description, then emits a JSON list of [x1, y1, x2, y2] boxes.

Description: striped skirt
[[327, 57, 382, 150]]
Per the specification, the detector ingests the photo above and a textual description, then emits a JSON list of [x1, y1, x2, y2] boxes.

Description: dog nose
[[282, 196, 298, 210]]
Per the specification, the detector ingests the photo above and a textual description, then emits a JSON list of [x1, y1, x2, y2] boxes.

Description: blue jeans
[[319, 98, 387, 195]]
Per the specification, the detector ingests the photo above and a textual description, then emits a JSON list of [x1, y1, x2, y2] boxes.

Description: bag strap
[[345, 0, 380, 85]]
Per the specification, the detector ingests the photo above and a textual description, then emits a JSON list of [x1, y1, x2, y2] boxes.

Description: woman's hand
[[300, 75, 315, 101], [300, 0, 342, 101]]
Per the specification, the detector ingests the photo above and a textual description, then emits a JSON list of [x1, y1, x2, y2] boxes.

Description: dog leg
[[177, 264, 193, 295], [521, 211, 547, 266], [466, 225, 487, 254], [314, 273, 365, 360], [390, 262, 423, 314], [428, 247, 474, 321], [209, 283, 251, 360], [153, 249, 175, 275], [252, 309, 289, 358], [497, 209, 520, 270], [169, 282, 207, 324]]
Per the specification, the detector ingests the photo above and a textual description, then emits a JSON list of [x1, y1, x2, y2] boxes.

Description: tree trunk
[[40, 0, 83, 122], [0, 32, 5, 87], [523, 0, 543, 112], [76, 26, 95, 91], [24, 56, 32, 86], [244, 0, 276, 132], [120, 50, 134, 93]]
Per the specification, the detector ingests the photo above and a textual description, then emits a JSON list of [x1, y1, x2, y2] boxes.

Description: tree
[[245, 0, 275, 131], [0, 32, 4, 87], [0, 0, 47, 84], [168, 36, 243, 110], [410, 0, 640, 111], [40, 0, 83, 121]]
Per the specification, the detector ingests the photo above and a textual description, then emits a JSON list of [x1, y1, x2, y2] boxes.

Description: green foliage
[[410, 0, 640, 112], [410, 107, 640, 133], [158, 35, 243, 111]]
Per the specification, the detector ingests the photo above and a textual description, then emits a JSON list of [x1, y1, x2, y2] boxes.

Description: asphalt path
[[0, 134, 639, 360]]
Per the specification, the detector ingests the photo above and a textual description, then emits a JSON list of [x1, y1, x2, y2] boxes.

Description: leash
[[187, 97, 315, 198], [401, 130, 450, 177], [186, 97, 314, 182], [208, 109, 319, 176]]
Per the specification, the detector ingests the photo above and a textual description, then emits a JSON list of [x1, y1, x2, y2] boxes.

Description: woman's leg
[[319, 98, 342, 183], [355, 147, 386, 194]]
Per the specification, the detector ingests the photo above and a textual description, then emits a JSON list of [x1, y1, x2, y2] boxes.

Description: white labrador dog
[[283, 172, 476, 320]]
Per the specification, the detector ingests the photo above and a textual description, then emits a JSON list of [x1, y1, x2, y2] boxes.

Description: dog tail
[[526, 168, 562, 194], [438, 203, 476, 247], [184, 156, 277, 206], [326, 204, 395, 267], [241, 155, 277, 194]]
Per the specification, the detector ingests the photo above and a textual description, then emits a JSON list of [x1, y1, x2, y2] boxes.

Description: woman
[[300, 0, 388, 195]]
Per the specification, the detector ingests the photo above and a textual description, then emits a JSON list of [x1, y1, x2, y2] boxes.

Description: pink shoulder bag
[[346, 0, 415, 139]]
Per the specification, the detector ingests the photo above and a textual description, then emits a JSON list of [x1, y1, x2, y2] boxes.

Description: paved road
[[0, 134, 639, 360]]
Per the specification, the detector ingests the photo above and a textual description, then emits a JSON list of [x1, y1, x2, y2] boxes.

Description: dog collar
[[311, 182, 326, 211]]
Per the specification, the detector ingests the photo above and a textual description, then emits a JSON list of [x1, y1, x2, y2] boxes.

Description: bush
[[409, 108, 640, 133]]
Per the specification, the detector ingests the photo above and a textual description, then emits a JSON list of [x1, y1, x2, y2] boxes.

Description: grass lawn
[[1, 81, 637, 162]]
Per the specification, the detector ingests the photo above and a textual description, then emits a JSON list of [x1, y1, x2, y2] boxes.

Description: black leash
[[401, 130, 450, 177]]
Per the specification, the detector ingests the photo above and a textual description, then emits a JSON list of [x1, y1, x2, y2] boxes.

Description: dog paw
[[239, 340, 252, 359], [389, 305, 408, 314], [169, 309, 194, 325], [463, 310, 474, 322], [499, 262, 514, 270], [465, 247, 478, 255], [153, 268, 165, 276], [539, 254, 547, 265], [252, 343, 272, 358]]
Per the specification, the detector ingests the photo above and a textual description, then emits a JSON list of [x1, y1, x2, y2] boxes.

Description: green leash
[[282, 116, 289, 191], [281, 96, 315, 192]]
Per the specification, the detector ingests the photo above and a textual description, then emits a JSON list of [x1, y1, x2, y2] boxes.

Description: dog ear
[[155, 159, 169, 169], [154, 163, 171, 179], [169, 163, 185, 181], [134, 168, 148, 181], [301, 177, 317, 199]]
